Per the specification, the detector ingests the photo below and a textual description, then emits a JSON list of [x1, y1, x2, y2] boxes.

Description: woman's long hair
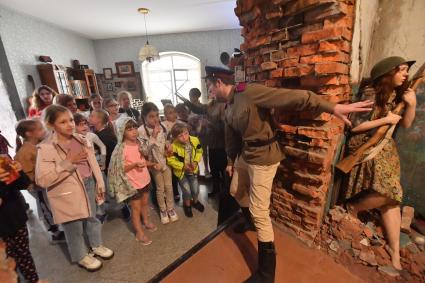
[[31, 85, 57, 110], [372, 66, 409, 117]]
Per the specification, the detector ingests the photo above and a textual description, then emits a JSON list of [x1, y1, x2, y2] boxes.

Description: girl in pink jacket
[[35, 105, 114, 272]]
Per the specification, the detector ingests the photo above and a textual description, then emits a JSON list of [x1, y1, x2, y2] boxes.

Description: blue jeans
[[62, 176, 102, 262], [178, 174, 199, 202]]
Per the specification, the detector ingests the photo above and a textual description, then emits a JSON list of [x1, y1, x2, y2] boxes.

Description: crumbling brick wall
[[235, 0, 355, 244]]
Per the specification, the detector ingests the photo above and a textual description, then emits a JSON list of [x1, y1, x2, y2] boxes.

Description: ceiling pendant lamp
[[138, 8, 159, 63]]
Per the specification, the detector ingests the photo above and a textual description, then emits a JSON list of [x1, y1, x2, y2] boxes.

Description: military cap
[[204, 66, 234, 80], [370, 56, 415, 81]]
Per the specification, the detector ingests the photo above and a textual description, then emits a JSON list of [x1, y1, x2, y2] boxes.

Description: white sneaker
[[168, 208, 179, 222], [78, 254, 102, 272], [91, 245, 114, 260], [160, 210, 170, 224]]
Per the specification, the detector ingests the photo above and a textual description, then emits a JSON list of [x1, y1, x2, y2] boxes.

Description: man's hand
[[333, 100, 374, 127], [226, 165, 234, 177]]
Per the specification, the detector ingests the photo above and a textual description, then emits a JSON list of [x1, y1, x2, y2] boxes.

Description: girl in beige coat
[[35, 105, 114, 272]]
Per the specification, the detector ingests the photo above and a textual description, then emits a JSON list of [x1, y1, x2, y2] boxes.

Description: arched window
[[141, 52, 202, 110]]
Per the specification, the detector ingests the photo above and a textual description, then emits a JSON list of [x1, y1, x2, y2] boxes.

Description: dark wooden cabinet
[[37, 64, 71, 94], [72, 69, 99, 96]]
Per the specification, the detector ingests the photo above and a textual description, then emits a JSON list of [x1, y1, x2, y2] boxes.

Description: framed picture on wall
[[115, 82, 122, 88], [103, 68, 113, 80], [127, 81, 136, 91], [115, 61, 135, 77], [106, 82, 113, 91]]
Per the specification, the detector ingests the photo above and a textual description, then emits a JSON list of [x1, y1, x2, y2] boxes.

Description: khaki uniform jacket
[[35, 133, 105, 224], [225, 83, 335, 166]]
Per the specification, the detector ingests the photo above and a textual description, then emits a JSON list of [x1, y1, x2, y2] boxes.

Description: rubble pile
[[316, 206, 425, 282]]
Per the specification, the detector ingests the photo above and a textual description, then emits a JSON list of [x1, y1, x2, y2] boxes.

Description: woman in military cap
[[345, 56, 417, 270]]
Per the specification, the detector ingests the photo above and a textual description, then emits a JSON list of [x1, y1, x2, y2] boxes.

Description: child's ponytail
[[15, 119, 40, 151]]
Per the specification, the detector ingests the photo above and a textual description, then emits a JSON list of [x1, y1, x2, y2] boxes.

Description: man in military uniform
[[204, 66, 373, 283]]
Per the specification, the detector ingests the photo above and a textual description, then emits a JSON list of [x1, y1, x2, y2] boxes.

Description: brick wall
[[235, 0, 355, 244]]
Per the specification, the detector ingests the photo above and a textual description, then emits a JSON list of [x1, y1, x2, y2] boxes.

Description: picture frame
[[114, 82, 122, 88], [106, 83, 113, 91], [103, 68, 113, 80], [127, 81, 136, 91], [115, 61, 135, 77]]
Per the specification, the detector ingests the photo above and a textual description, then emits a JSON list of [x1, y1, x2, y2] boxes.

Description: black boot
[[234, 207, 256, 233], [245, 241, 276, 283]]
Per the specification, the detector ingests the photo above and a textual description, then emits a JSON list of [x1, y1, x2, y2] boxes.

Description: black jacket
[[95, 126, 117, 173], [0, 171, 31, 237]]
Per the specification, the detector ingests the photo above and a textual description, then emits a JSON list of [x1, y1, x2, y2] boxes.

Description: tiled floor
[[24, 180, 218, 283]]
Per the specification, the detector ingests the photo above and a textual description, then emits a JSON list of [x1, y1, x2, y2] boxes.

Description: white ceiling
[[0, 0, 240, 39]]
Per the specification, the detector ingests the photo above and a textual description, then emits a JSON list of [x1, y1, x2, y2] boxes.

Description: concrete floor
[[24, 181, 218, 283]]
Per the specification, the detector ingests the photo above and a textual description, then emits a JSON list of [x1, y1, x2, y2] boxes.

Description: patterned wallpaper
[[0, 6, 98, 107]]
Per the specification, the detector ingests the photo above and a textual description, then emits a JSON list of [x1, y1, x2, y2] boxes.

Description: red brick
[[315, 62, 349, 74], [250, 35, 272, 49], [271, 50, 286, 62], [234, 0, 256, 16], [319, 40, 351, 53], [277, 124, 297, 134], [324, 16, 354, 30], [318, 84, 351, 95], [298, 126, 329, 139], [293, 183, 323, 199], [301, 27, 352, 44], [271, 68, 283, 78], [284, 0, 337, 16], [261, 61, 278, 71], [239, 6, 261, 25], [284, 65, 314, 77], [300, 52, 350, 64], [281, 57, 300, 68], [287, 43, 319, 57], [300, 75, 339, 87]]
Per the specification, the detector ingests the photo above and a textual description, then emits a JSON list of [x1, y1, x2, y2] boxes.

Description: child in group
[[167, 123, 204, 217], [162, 104, 177, 135], [103, 97, 125, 129], [74, 113, 108, 222], [139, 102, 178, 224], [175, 103, 190, 125], [74, 114, 107, 170], [117, 91, 140, 122], [89, 109, 117, 173], [88, 109, 131, 220], [162, 104, 180, 201], [109, 118, 157, 245], [14, 119, 65, 243], [28, 85, 57, 118], [0, 160, 42, 283], [35, 105, 114, 272], [89, 94, 103, 112], [54, 94, 78, 114]]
